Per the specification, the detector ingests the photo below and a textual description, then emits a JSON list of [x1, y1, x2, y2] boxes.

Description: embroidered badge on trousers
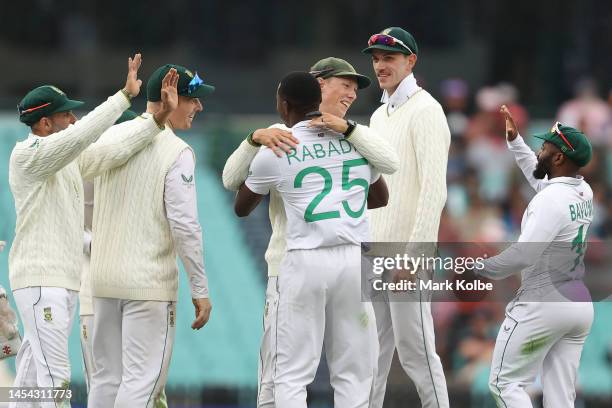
[[43, 307, 52, 322]]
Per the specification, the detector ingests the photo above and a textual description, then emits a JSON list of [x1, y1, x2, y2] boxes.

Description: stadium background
[[0, 0, 611, 406]]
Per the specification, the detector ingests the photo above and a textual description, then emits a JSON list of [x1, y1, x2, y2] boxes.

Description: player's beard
[[533, 154, 552, 179]]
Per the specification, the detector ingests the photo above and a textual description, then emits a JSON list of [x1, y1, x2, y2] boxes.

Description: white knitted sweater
[[91, 128, 189, 301], [368, 89, 450, 248]]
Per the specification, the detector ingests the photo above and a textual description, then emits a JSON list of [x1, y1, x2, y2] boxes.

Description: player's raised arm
[[501, 104, 546, 192], [12, 54, 143, 181], [78, 68, 179, 180]]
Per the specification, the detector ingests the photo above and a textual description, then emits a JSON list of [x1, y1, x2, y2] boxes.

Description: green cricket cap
[[533, 123, 592, 167], [362, 27, 418, 55], [115, 110, 139, 124], [18, 85, 84, 126], [309, 57, 371, 89], [146, 64, 215, 102]]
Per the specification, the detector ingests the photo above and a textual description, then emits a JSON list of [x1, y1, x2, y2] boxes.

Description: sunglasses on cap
[[17, 102, 52, 116], [178, 72, 205, 95], [552, 121, 575, 151], [368, 34, 414, 54], [309, 68, 335, 79]]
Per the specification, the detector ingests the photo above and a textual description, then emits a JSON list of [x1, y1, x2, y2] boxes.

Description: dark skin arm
[[367, 176, 389, 209], [234, 182, 266, 217]]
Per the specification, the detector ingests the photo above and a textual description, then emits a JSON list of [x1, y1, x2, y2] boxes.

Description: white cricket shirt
[[481, 135, 594, 289], [245, 120, 377, 250]]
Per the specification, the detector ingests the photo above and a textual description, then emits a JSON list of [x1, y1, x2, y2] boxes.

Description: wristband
[[247, 131, 262, 147], [120, 88, 133, 102], [152, 114, 166, 130], [343, 119, 357, 138]]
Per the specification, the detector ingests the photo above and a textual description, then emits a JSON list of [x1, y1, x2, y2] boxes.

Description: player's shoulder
[[292, 121, 341, 141], [10, 135, 42, 166], [532, 180, 581, 210], [268, 123, 289, 131], [371, 104, 387, 121], [413, 89, 445, 115]]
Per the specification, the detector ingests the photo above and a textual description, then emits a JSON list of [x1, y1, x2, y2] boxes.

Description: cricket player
[[8, 54, 173, 407], [362, 27, 450, 408], [235, 71, 389, 408], [87, 64, 213, 408], [223, 57, 399, 408], [478, 106, 594, 408]]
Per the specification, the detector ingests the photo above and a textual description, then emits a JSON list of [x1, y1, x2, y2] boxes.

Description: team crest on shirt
[[43, 307, 52, 322], [169, 310, 175, 327], [185, 70, 194, 78]]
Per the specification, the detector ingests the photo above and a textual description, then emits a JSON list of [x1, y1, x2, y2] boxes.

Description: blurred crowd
[[430, 76, 612, 400]]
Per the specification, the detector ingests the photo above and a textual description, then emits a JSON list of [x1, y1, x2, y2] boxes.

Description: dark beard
[[533, 156, 550, 179]]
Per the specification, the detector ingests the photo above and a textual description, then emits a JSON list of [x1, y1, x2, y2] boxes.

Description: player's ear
[[407, 53, 417, 69], [36, 117, 50, 131], [317, 77, 326, 90], [553, 151, 566, 166]]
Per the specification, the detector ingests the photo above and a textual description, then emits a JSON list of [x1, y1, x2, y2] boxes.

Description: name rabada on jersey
[[285, 139, 355, 165], [569, 199, 593, 221]]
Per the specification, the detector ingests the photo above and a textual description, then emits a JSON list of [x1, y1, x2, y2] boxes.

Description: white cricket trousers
[[274, 245, 377, 408], [11, 287, 78, 408], [257, 276, 278, 408], [87, 297, 175, 408], [370, 281, 449, 408], [79, 314, 94, 391], [489, 301, 593, 408]]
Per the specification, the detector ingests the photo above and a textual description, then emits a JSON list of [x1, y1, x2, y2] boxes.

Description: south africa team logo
[[169, 310, 175, 327], [43, 307, 52, 322]]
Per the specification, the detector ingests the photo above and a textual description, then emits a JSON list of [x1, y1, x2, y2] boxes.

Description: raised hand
[[500, 104, 518, 141], [153, 68, 179, 126], [124, 53, 143, 97], [160, 68, 179, 113]]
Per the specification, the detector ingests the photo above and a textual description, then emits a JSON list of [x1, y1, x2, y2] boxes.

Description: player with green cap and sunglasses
[[87, 63, 214, 408], [222, 56, 398, 408], [8, 54, 181, 406], [362, 27, 451, 408], [476, 105, 594, 407]]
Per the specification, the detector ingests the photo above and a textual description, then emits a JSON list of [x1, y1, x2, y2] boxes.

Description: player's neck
[[286, 113, 308, 128], [549, 169, 579, 179]]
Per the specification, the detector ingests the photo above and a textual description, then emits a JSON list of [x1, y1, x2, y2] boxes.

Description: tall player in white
[[235, 72, 389, 408], [478, 105, 594, 407]]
